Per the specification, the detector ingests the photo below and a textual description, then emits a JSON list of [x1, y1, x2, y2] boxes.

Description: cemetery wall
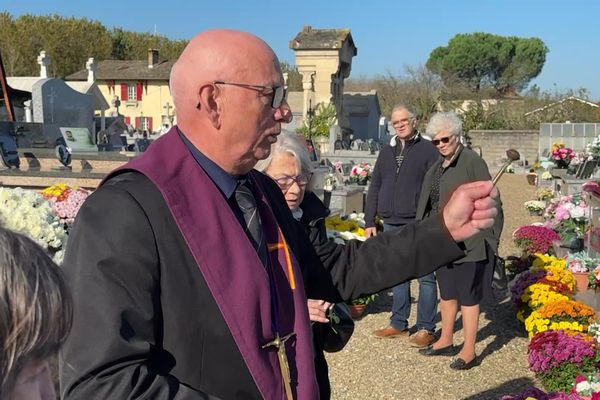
[[324, 130, 540, 172], [468, 130, 539, 170]]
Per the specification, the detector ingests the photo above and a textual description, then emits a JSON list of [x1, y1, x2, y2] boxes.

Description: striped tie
[[235, 179, 268, 265]]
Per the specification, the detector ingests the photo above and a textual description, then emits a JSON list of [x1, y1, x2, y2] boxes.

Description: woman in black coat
[[416, 112, 504, 370], [255, 131, 349, 399]]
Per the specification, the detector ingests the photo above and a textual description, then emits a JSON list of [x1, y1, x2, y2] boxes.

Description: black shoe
[[418, 344, 457, 356], [449, 357, 479, 370]]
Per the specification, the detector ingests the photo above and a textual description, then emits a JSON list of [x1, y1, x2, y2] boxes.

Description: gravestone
[[329, 125, 341, 154], [32, 78, 95, 139], [574, 162, 586, 178], [329, 187, 364, 215], [578, 160, 598, 179]]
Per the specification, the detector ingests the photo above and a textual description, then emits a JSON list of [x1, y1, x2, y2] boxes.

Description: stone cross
[[86, 57, 96, 83], [282, 72, 288, 87], [37, 51, 50, 78], [163, 102, 174, 124]]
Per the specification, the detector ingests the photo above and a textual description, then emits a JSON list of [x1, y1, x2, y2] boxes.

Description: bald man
[[59, 30, 498, 399]]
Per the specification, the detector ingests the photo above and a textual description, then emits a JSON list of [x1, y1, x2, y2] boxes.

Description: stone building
[[66, 50, 175, 134], [289, 26, 357, 139]]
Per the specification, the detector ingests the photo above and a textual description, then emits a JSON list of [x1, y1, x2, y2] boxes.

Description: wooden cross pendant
[[262, 332, 296, 399]]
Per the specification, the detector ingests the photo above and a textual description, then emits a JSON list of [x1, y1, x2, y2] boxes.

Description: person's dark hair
[[0, 227, 72, 397]]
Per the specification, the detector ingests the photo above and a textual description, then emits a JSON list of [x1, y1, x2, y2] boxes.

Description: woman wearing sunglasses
[[415, 112, 503, 370]]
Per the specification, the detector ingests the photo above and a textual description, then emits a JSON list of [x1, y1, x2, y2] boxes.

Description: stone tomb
[[32, 78, 96, 141]]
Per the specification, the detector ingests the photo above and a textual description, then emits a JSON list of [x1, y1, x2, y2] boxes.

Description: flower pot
[[528, 209, 543, 216], [347, 304, 366, 319], [526, 174, 537, 186], [572, 271, 589, 292]]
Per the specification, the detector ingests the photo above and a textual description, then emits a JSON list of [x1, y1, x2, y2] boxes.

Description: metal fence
[[539, 123, 600, 157]]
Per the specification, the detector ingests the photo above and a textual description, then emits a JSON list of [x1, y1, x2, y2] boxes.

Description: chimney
[[148, 49, 159, 68]]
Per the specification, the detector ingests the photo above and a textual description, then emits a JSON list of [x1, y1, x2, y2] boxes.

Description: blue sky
[[6, 0, 600, 99]]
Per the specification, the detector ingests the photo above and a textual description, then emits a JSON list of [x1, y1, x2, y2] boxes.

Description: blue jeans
[[384, 223, 438, 333]]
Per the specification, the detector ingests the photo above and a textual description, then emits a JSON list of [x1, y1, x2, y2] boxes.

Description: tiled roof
[[66, 59, 175, 81], [524, 96, 599, 116], [289, 26, 355, 51]]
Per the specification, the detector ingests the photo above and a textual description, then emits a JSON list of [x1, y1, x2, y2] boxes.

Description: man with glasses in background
[[367, 103, 441, 348], [60, 30, 499, 399]]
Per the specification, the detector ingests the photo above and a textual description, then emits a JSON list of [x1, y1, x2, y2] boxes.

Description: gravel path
[[326, 173, 540, 400]]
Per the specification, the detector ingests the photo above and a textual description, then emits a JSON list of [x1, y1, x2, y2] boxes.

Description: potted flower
[[541, 170, 553, 181], [544, 194, 588, 251], [528, 330, 599, 393], [323, 172, 338, 192], [573, 374, 600, 399], [524, 299, 597, 337], [524, 200, 546, 216], [42, 183, 91, 231], [349, 162, 372, 185], [505, 254, 535, 280], [536, 187, 554, 202], [587, 135, 600, 160], [347, 294, 378, 319], [566, 252, 595, 292], [588, 321, 600, 343], [551, 143, 576, 169], [589, 266, 600, 292], [325, 215, 366, 242], [0, 187, 67, 263], [513, 225, 561, 256]]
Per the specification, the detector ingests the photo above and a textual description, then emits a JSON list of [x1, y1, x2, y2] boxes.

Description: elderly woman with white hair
[[255, 131, 347, 399], [415, 112, 503, 370]]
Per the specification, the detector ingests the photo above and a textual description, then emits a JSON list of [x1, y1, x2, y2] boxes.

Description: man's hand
[[365, 227, 377, 238], [307, 299, 332, 323], [442, 181, 498, 242]]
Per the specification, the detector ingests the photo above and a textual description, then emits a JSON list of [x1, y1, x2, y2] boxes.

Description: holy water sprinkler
[[491, 149, 520, 186]]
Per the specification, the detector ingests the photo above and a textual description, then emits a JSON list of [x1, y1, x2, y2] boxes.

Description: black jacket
[[299, 191, 342, 274], [61, 171, 464, 400], [365, 134, 440, 227]]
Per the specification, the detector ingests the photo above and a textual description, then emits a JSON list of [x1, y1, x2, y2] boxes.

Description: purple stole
[[105, 128, 319, 399]]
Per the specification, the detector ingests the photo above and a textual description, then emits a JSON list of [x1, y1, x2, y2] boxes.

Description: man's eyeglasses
[[392, 117, 414, 127], [432, 136, 453, 146], [273, 173, 313, 190], [213, 81, 288, 108]]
